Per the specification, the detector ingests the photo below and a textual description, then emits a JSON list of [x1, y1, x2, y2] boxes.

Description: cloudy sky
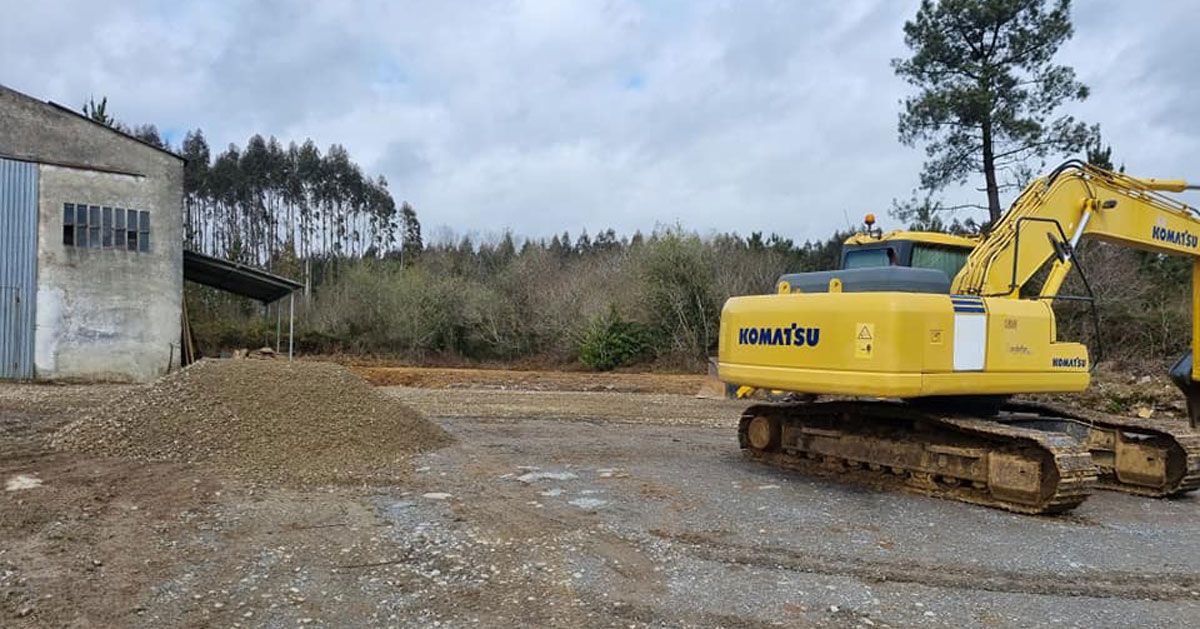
[[3, 0, 1196, 243]]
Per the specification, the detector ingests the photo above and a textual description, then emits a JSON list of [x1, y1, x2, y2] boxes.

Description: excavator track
[[999, 401, 1200, 498], [739, 400, 1096, 515]]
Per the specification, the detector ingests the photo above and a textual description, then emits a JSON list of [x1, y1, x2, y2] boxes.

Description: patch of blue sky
[[375, 59, 410, 86]]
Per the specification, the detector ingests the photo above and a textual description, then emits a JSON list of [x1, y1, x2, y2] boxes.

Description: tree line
[[192, 227, 847, 369], [83, 98, 422, 290], [177, 131, 421, 273], [184, 218, 1192, 372]]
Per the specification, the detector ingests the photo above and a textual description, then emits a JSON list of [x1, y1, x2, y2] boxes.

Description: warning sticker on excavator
[[855, 323, 875, 358]]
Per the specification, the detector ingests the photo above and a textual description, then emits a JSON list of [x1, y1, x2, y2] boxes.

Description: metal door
[[0, 158, 38, 379]]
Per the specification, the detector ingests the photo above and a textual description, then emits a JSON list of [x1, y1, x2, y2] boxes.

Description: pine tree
[[894, 0, 1097, 222], [82, 96, 118, 127]]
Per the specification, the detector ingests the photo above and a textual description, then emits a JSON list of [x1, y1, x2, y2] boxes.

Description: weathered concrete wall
[[35, 165, 182, 381], [0, 85, 183, 382], [0, 86, 177, 177]]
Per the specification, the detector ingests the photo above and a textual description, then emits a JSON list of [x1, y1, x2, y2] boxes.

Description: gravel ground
[[2, 381, 1198, 627], [52, 360, 451, 485], [0, 382, 135, 459]]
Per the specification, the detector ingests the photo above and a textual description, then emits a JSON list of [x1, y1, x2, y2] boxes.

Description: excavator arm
[[951, 161, 1200, 427], [952, 161, 1196, 296]]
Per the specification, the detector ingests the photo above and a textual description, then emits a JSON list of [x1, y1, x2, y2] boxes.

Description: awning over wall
[[183, 250, 302, 304], [182, 250, 304, 363]]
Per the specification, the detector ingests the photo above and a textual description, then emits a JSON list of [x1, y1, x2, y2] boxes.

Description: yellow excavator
[[718, 161, 1200, 513]]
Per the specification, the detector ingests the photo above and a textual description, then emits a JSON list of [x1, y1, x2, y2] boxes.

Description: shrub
[[577, 307, 651, 371], [636, 231, 719, 366], [304, 262, 471, 356]]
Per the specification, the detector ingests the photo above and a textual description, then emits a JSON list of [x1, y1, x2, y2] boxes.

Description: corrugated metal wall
[[0, 158, 38, 379]]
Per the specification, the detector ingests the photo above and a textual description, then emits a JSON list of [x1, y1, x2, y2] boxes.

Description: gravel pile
[[53, 359, 452, 485]]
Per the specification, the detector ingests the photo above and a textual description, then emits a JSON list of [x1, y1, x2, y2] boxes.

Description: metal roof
[[183, 250, 303, 304]]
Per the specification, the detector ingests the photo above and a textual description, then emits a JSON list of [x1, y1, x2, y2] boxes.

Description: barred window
[[61, 203, 152, 253], [127, 209, 138, 251], [88, 206, 100, 248], [102, 207, 113, 247], [114, 209, 126, 249], [138, 211, 150, 252], [62, 203, 75, 246]]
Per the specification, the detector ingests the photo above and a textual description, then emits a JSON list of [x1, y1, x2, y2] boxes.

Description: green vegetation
[[577, 308, 651, 371], [188, 221, 1194, 372], [178, 130, 409, 266], [188, 228, 846, 369], [157, 123, 846, 370]]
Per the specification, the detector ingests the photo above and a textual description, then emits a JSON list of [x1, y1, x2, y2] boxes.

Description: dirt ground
[[350, 364, 1192, 420], [2, 368, 1199, 628], [351, 366, 709, 396]]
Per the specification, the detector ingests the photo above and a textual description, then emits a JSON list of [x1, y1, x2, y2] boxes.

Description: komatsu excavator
[[718, 161, 1200, 514]]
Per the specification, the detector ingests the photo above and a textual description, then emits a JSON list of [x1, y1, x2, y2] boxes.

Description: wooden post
[[288, 292, 295, 362]]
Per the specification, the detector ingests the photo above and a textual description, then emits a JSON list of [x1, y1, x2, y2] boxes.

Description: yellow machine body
[[719, 291, 1088, 398], [842, 229, 980, 249]]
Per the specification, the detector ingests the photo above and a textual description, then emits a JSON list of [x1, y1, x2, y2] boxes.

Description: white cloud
[[2, 0, 1197, 241]]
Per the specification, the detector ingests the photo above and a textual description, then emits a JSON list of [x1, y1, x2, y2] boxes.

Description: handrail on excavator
[[955, 160, 1200, 428]]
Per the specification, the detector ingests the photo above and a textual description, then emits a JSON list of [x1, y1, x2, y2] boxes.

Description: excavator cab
[[773, 220, 980, 297], [839, 213, 978, 276], [840, 232, 976, 278]]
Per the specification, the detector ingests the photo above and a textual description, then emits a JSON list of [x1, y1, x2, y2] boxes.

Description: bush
[[636, 231, 720, 366], [1054, 242, 1190, 363], [305, 262, 471, 357], [577, 307, 651, 371]]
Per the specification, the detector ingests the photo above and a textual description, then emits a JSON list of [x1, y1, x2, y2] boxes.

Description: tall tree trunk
[[981, 120, 1002, 224]]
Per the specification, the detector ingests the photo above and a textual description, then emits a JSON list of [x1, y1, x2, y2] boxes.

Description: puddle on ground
[[5, 474, 43, 491], [517, 471, 577, 483]]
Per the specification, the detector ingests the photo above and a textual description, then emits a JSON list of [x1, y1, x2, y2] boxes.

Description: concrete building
[[0, 85, 184, 382]]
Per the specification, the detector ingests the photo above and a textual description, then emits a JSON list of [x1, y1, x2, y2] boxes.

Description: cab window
[[911, 244, 970, 279], [843, 248, 893, 269]]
